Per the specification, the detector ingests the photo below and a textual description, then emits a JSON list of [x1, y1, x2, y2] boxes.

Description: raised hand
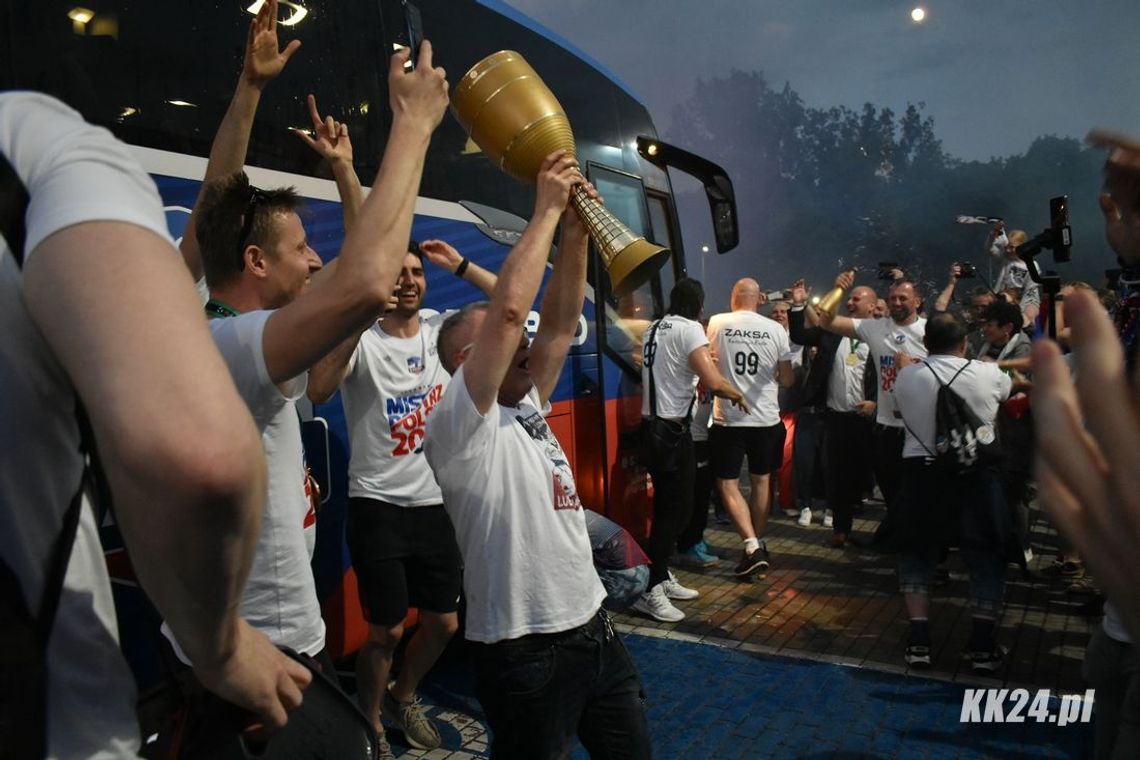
[[420, 239, 463, 270], [835, 270, 856, 291], [243, 0, 302, 88], [293, 94, 352, 165], [388, 41, 449, 132], [534, 150, 582, 217], [560, 180, 599, 246], [790, 279, 809, 305]]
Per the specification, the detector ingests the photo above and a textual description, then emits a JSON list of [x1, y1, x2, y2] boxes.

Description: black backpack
[[909, 361, 1002, 474]]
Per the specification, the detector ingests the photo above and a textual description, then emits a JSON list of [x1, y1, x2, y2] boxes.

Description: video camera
[[1018, 195, 1073, 339]]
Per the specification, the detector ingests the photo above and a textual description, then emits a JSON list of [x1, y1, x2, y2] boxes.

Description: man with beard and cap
[[789, 280, 878, 547], [307, 240, 495, 750], [818, 271, 927, 549]]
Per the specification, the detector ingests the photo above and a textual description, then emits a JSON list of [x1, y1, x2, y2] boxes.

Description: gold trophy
[[451, 50, 671, 294]]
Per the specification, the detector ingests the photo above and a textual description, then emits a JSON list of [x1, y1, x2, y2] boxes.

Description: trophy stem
[[570, 186, 671, 295]]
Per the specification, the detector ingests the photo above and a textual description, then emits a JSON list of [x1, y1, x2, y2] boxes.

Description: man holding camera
[[818, 271, 927, 549], [986, 222, 1040, 326]]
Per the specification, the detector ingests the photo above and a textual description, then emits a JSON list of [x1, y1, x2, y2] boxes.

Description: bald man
[[789, 281, 878, 547], [707, 278, 796, 576]]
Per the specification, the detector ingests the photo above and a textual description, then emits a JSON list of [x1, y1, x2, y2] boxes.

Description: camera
[[765, 290, 789, 303], [955, 262, 977, 279]]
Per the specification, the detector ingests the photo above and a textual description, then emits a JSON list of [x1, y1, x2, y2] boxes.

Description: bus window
[[646, 191, 678, 298], [589, 163, 662, 375]]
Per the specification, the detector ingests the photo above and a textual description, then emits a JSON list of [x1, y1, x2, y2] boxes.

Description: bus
[[2, 0, 738, 677]]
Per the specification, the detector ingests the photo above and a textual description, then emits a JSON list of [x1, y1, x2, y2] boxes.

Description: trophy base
[[608, 238, 671, 296]]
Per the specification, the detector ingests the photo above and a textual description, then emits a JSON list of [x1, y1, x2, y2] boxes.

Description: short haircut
[[982, 300, 1022, 330], [408, 239, 424, 260], [667, 278, 704, 320], [924, 311, 968, 354], [969, 286, 996, 302], [888, 278, 917, 295], [437, 301, 490, 374], [196, 171, 303, 288]]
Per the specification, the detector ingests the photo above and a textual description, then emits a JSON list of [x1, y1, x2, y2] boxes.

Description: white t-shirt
[[893, 355, 1012, 459], [424, 367, 606, 643], [166, 311, 325, 659], [989, 234, 1041, 308], [853, 316, 928, 427], [341, 313, 448, 506], [0, 92, 177, 759], [827, 336, 871, 412], [640, 315, 707, 419], [707, 310, 793, 426]]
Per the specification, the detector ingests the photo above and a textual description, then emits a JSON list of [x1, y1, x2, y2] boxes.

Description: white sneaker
[[782, 508, 799, 518], [632, 584, 685, 622], [797, 507, 812, 527], [822, 510, 834, 529], [662, 571, 700, 600]]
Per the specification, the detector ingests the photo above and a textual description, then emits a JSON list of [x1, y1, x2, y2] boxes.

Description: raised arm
[[688, 346, 749, 413], [817, 270, 860, 339], [421, 239, 497, 295], [24, 222, 310, 732], [528, 182, 597, 405], [181, 0, 300, 280], [463, 151, 580, 413], [294, 94, 363, 229], [788, 280, 823, 345], [261, 44, 448, 384], [934, 264, 961, 313]]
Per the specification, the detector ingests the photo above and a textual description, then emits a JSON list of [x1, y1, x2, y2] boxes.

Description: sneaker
[[822, 510, 834, 529], [1022, 547, 1033, 565], [904, 643, 931, 668], [733, 542, 770, 576], [677, 541, 719, 568], [1046, 559, 1085, 579], [662, 571, 700, 600], [632, 583, 685, 622], [969, 645, 1008, 674], [782, 508, 799, 518], [797, 507, 812, 527], [383, 689, 441, 750], [376, 733, 396, 760]]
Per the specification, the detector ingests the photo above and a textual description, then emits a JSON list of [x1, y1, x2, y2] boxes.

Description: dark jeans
[[792, 407, 826, 508], [677, 439, 714, 552], [643, 419, 695, 588], [1084, 625, 1140, 760], [472, 611, 651, 760], [870, 424, 905, 548], [824, 410, 874, 534]]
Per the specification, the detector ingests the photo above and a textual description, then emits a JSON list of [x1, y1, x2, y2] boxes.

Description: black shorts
[[708, 423, 786, 479], [346, 498, 463, 626]]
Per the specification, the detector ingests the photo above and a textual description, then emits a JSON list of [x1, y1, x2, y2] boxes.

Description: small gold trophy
[[451, 50, 671, 294]]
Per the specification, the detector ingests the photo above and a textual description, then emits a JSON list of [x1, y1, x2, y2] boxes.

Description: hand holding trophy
[[451, 50, 670, 294]]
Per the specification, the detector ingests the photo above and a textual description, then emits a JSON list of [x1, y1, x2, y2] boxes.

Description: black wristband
[[454, 258, 470, 278]]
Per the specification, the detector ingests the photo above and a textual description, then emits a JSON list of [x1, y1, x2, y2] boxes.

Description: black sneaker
[[734, 542, 770, 576], [904, 643, 931, 668], [969, 645, 1008, 674]]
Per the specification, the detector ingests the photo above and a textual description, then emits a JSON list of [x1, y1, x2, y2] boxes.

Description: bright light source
[[811, 296, 821, 305], [68, 7, 94, 23], [701, 245, 709, 253], [911, 7, 926, 22], [119, 106, 138, 119], [646, 143, 658, 157], [246, 0, 309, 26], [166, 100, 197, 108]]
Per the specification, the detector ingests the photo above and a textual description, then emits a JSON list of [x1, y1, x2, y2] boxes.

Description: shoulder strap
[[645, 318, 663, 418], [0, 148, 98, 640]]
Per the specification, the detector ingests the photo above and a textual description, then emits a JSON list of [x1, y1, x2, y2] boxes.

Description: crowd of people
[[3, 2, 1140, 758]]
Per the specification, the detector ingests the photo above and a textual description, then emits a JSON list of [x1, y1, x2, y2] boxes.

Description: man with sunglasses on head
[[306, 239, 495, 749], [166, 0, 449, 717], [425, 154, 651, 758]]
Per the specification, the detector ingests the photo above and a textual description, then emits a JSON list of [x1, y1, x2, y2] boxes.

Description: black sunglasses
[[236, 185, 271, 263]]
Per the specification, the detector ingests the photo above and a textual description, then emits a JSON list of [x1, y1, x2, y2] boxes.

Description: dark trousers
[[473, 611, 651, 760], [644, 422, 695, 588], [793, 407, 826, 508], [1084, 625, 1140, 760], [870, 424, 905, 548], [677, 439, 713, 552], [824, 410, 873, 534]]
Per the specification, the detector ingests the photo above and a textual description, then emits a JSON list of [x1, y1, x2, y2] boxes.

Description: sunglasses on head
[[236, 185, 271, 263]]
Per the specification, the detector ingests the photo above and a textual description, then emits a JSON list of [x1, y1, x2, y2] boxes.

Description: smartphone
[[765, 290, 787, 302], [402, 0, 423, 69], [1049, 195, 1072, 263]]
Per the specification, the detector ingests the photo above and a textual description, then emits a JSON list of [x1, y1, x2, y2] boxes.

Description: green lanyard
[[849, 338, 861, 355], [204, 298, 240, 320]]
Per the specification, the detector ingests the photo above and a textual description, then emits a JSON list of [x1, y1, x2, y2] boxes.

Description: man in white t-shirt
[[892, 312, 1012, 673], [166, 31, 448, 697], [707, 278, 796, 577], [425, 154, 650, 758], [819, 271, 928, 549], [306, 240, 495, 747], [0, 92, 308, 759], [635, 278, 745, 622], [985, 221, 1040, 325]]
